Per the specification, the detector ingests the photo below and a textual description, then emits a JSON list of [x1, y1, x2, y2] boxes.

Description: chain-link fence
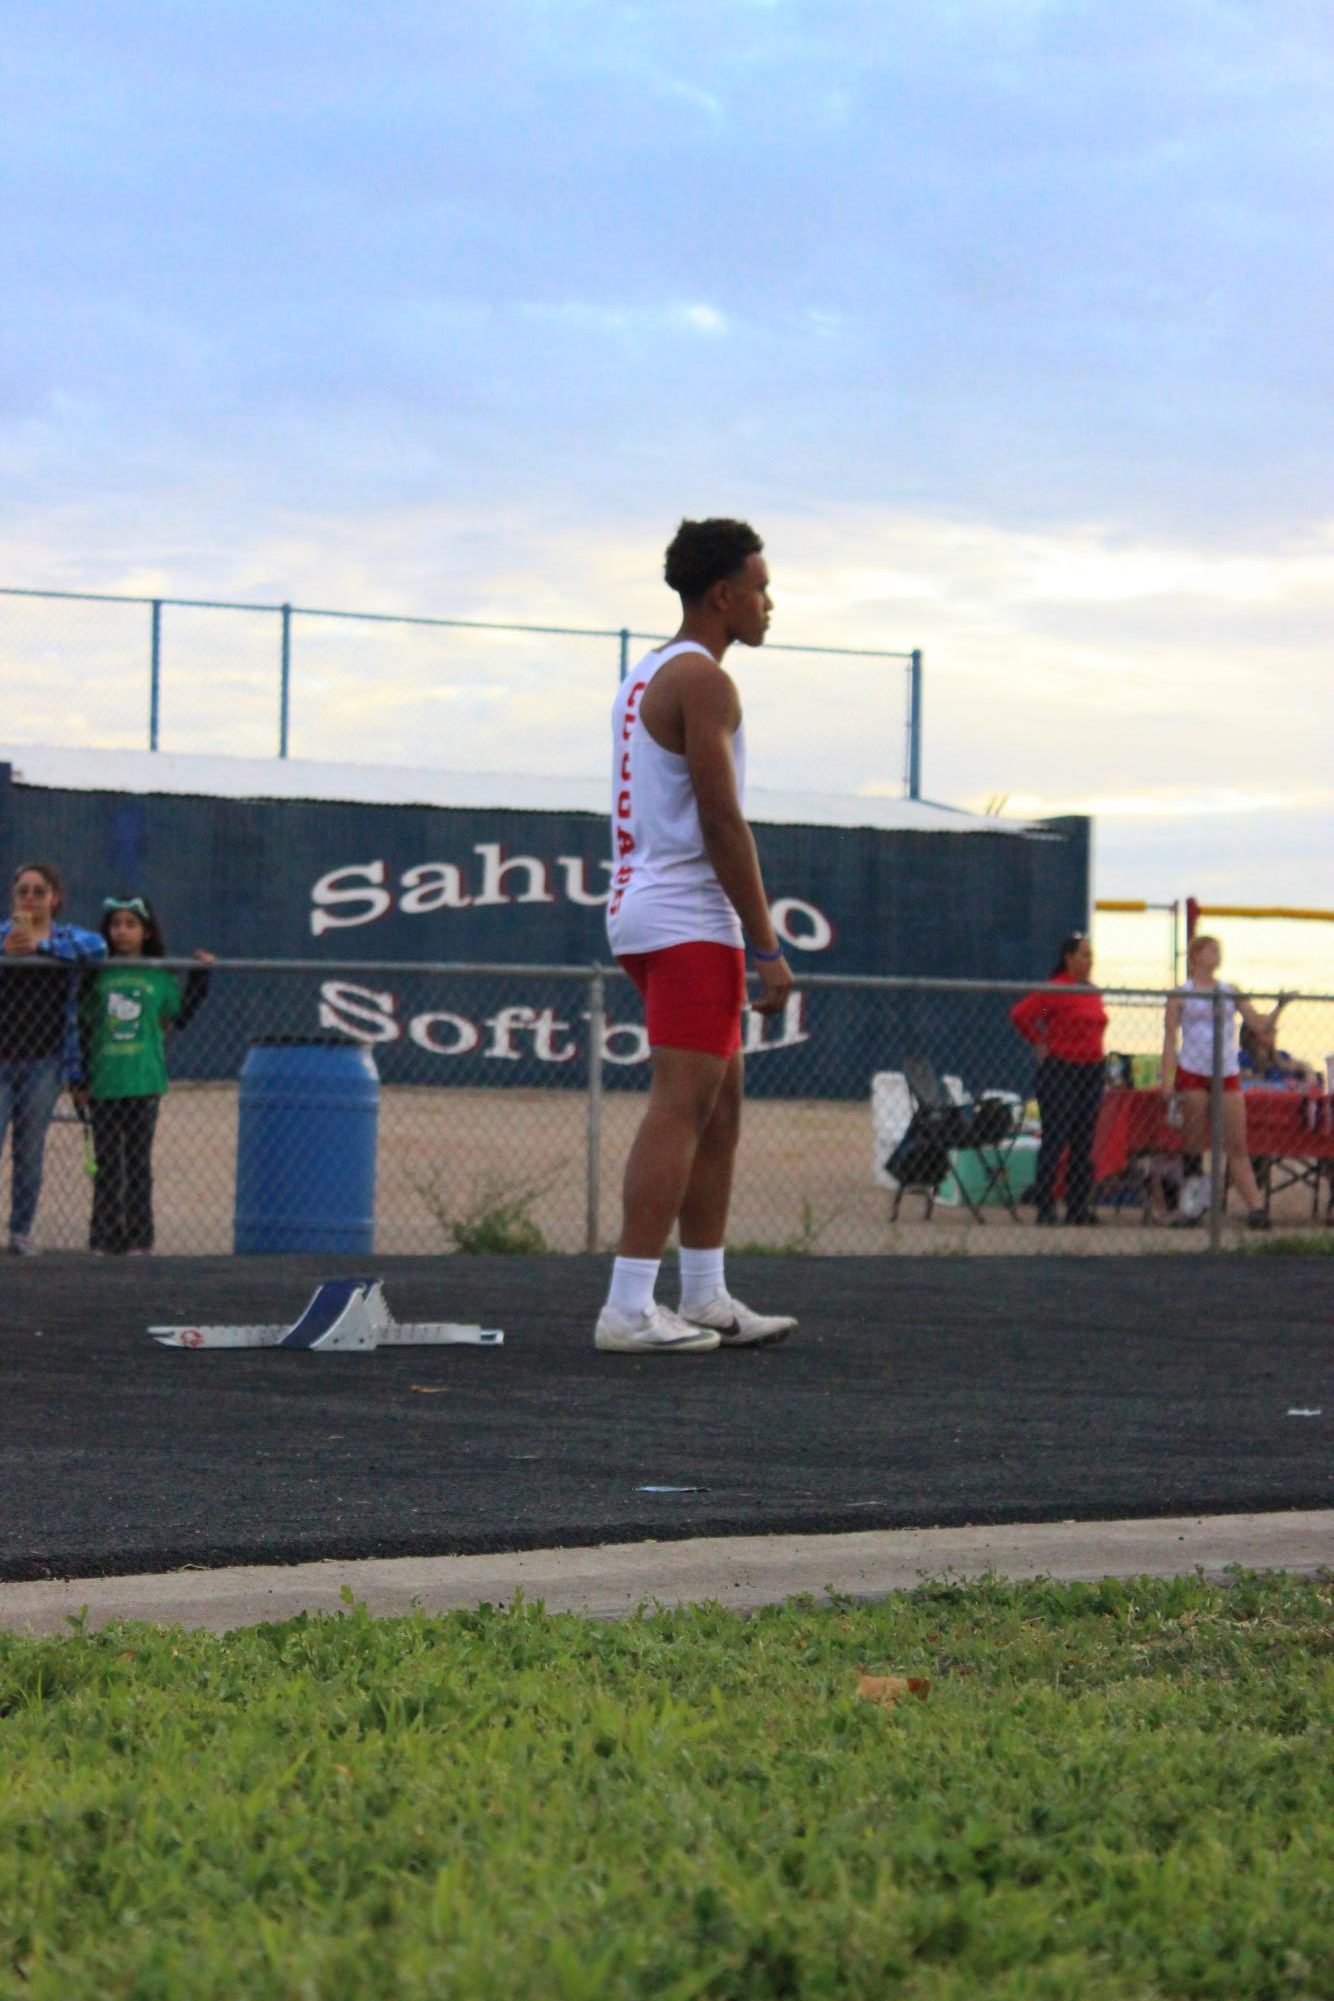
[[0, 589, 920, 797], [2, 959, 1331, 1258]]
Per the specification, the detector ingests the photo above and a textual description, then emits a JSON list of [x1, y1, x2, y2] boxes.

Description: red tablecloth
[[1093, 1087, 1334, 1182]]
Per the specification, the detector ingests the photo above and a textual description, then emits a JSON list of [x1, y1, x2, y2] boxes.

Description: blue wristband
[[751, 943, 785, 962]]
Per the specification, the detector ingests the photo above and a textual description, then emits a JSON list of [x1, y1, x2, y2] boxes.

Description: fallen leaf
[[332, 1764, 355, 1780], [410, 1384, 447, 1394], [858, 1673, 931, 1708]]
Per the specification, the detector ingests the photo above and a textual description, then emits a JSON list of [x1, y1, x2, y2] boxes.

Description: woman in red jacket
[[1011, 932, 1109, 1226]]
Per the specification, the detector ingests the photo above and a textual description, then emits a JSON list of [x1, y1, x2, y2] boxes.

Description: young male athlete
[[595, 518, 799, 1354]]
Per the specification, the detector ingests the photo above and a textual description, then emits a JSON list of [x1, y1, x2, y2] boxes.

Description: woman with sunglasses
[[0, 860, 106, 1254], [79, 895, 214, 1255], [1010, 931, 1109, 1226]]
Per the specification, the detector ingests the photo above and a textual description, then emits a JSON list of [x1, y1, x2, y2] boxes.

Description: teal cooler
[[234, 1038, 379, 1254]]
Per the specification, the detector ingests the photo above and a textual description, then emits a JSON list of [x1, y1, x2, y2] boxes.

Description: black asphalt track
[[2, 1255, 1330, 1583]]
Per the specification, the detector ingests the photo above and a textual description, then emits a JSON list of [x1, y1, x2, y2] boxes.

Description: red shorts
[[618, 941, 746, 1059], [1175, 1068, 1241, 1094]]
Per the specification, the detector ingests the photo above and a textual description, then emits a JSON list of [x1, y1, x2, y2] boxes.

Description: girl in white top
[[1162, 934, 1286, 1229]]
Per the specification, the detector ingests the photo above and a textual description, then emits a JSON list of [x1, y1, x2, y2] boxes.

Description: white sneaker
[[1180, 1175, 1212, 1223], [8, 1233, 38, 1257], [679, 1291, 797, 1348], [594, 1301, 721, 1354]]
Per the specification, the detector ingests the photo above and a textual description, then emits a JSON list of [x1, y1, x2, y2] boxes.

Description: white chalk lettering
[[399, 862, 471, 914], [409, 1010, 481, 1056], [557, 856, 613, 906], [771, 898, 833, 953], [306, 856, 831, 947], [310, 862, 392, 935], [312, 985, 818, 1069], [484, 1005, 540, 1059], [531, 1009, 578, 1063], [471, 844, 555, 907], [317, 980, 400, 1043], [600, 1020, 650, 1066], [742, 992, 810, 1054]]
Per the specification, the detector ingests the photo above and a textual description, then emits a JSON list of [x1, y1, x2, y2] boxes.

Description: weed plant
[[731, 1197, 849, 1257], [412, 1167, 558, 1254], [1, 1572, 1331, 1999]]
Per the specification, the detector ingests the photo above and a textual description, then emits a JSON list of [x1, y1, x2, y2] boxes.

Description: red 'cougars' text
[[607, 677, 646, 921]]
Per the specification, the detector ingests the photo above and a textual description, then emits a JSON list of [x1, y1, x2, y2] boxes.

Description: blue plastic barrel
[[234, 1037, 379, 1254]]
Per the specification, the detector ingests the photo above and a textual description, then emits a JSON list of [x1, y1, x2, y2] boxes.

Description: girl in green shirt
[[80, 896, 214, 1255]]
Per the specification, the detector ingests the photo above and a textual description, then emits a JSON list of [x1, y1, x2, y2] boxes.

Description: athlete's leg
[[619, 1046, 729, 1258], [1221, 1091, 1263, 1212], [671, 1051, 798, 1346], [1064, 1063, 1105, 1223], [1175, 1088, 1211, 1220], [678, 1051, 744, 1249], [1033, 1059, 1070, 1222], [1179, 1088, 1208, 1157]]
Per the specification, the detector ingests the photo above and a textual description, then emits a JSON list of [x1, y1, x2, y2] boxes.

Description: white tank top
[[605, 641, 746, 956], [1178, 979, 1241, 1077]]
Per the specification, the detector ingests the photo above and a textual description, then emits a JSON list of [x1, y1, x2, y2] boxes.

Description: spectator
[[1238, 1018, 1311, 1088], [79, 895, 213, 1256], [0, 860, 106, 1254], [1162, 934, 1279, 1229], [1011, 931, 1108, 1227]]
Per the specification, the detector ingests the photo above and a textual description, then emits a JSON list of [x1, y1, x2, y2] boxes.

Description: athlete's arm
[[1161, 994, 1181, 1092], [1236, 991, 1282, 1033], [680, 664, 792, 1015]]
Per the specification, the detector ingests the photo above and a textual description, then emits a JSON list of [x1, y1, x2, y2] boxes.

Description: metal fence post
[[149, 599, 162, 751], [279, 603, 292, 758], [1208, 987, 1225, 1251], [586, 968, 605, 1253], [907, 649, 923, 799], [618, 627, 630, 684]]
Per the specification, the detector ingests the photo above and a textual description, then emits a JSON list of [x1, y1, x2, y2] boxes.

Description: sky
[[3, 0, 1332, 984]]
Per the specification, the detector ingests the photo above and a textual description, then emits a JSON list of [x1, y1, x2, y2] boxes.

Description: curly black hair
[[663, 518, 763, 603], [100, 894, 168, 958]]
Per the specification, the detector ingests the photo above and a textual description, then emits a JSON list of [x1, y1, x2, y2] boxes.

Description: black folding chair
[[884, 1110, 957, 1221], [899, 1053, 1025, 1223], [1254, 1148, 1326, 1222]]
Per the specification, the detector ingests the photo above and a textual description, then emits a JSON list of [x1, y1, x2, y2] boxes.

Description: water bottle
[[1302, 1076, 1321, 1135]]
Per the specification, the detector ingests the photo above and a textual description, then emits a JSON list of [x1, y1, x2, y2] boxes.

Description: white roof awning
[[1, 742, 1046, 837]]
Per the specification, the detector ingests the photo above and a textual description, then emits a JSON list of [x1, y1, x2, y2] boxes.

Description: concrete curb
[[2, 1511, 1329, 1637]]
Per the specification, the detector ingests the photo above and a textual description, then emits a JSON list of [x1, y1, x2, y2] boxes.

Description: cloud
[[5, 493, 1330, 842], [994, 789, 1334, 823], [6, 1, 1332, 536], [2, 0, 1332, 947], [517, 300, 729, 338]]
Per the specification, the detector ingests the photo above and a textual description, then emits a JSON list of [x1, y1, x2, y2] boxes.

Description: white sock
[[606, 1256, 660, 1319], [679, 1245, 725, 1312]]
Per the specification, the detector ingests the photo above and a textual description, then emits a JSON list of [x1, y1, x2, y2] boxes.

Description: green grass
[[1237, 1232, 1334, 1256], [2, 1573, 1331, 1999]]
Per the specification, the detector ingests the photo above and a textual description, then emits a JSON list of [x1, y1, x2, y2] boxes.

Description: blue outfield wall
[[0, 767, 1090, 1099]]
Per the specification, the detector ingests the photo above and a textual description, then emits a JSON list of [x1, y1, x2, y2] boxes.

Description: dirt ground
[[7, 1082, 1329, 1258]]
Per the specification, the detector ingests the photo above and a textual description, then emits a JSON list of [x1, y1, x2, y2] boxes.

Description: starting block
[[152, 1278, 503, 1353]]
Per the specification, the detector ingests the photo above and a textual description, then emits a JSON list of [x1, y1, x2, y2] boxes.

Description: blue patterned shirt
[[0, 920, 107, 1082]]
